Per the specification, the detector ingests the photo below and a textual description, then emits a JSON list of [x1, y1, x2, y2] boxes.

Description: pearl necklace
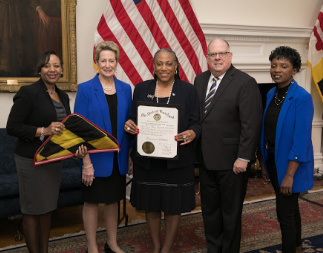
[[103, 86, 113, 91], [156, 80, 175, 104], [102, 82, 114, 91]]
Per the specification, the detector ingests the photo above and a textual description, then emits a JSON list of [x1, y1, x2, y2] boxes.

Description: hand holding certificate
[[137, 103, 179, 159]]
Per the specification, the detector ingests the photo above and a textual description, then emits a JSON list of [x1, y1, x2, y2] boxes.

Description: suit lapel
[[93, 75, 112, 133], [203, 66, 234, 119], [169, 79, 179, 104], [275, 83, 297, 150], [199, 72, 211, 119], [147, 81, 157, 102], [38, 79, 59, 119], [115, 78, 125, 143]]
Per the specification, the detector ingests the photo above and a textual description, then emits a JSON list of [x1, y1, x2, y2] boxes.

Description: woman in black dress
[[74, 41, 132, 253], [125, 48, 201, 253]]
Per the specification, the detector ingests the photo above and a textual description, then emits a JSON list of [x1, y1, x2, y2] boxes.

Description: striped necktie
[[204, 77, 219, 113]]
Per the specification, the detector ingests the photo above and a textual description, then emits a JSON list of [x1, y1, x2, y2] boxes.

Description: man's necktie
[[204, 77, 219, 114]]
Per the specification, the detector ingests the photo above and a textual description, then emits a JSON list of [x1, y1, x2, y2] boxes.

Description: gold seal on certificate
[[137, 103, 179, 159], [142, 141, 155, 154]]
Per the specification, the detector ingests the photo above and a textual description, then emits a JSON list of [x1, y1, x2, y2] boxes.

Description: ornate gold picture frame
[[0, 0, 77, 92]]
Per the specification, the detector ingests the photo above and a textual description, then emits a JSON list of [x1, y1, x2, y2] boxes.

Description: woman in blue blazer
[[74, 41, 132, 253], [260, 46, 314, 253]]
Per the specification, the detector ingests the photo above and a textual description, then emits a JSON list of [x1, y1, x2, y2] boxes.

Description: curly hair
[[269, 46, 301, 72]]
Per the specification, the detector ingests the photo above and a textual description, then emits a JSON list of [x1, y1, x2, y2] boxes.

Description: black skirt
[[130, 159, 195, 215], [83, 153, 125, 204]]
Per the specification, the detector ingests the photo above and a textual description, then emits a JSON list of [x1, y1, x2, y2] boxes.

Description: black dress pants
[[199, 165, 248, 253], [266, 152, 301, 253]]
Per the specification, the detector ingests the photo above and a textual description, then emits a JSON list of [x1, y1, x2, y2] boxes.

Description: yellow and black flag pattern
[[34, 113, 119, 165]]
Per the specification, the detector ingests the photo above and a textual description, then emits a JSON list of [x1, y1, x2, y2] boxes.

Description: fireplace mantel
[[201, 23, 313, 86]]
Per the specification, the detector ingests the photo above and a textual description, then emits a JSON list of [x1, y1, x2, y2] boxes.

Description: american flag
[[94, 0, 208, 86], [307, 4, 323, 103]]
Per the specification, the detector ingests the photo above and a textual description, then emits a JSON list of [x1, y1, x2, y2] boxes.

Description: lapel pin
[[147, 94, 154, 100]]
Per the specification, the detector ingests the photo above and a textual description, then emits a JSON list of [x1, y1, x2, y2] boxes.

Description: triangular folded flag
[[34, 113, 119, 165]]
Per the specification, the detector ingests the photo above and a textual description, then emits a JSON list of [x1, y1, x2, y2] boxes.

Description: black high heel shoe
[[104, 242, 116, 253]]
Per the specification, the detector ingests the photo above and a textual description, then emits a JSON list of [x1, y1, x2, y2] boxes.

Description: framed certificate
[[136, 102, 179, 160]]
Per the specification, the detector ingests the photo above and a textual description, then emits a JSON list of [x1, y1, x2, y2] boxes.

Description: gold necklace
[[274, 80, 293, 106], [274, 91, 288, 105]]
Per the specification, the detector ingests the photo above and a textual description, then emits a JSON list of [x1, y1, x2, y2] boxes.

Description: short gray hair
[[207, 38, 230, 53], [95, 41, 120, 63]]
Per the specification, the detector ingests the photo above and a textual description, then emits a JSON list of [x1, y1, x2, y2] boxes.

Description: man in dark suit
[[194, 38, 262, 252]]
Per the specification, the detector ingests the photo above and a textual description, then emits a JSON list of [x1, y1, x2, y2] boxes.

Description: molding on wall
[[201, 23, 312, 42], [200, 24, 312, 84], [234, 63, 308, 73], [313, 121, 323, 127]]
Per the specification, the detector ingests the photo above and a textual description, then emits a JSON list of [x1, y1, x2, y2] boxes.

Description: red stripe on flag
[[318, 11, 323, 32], [95, 0, 207, 85], [110, 0, 154, 75], [136, 1, 169, 49], [135, 1, 190, 82], [314, 26, 323, 51], [97, 16, 143, 84], [178, 0, 207, 55], [314, 11, 323, 51], [157, 0, 202, 75]]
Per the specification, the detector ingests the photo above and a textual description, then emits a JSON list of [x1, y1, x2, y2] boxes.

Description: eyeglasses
[[207, 52, 231, 59]]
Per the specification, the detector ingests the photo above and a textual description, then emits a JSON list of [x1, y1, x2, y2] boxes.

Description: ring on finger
[[55, 127, 58, 132], [127, 127, 130, 131]]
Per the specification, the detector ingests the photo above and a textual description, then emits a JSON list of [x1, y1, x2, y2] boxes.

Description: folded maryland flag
[[34, 113, 119, 165]]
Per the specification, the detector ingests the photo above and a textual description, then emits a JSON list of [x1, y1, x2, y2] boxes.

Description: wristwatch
[[40, 127, 44, 141]]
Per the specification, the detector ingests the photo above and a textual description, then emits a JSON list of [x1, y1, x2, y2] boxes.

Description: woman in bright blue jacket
[[74, 41, 132, 253], [260, 46, 314, 253]]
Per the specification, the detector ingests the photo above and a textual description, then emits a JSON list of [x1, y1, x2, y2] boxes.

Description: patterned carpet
[[2, 190, 322, 253]]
